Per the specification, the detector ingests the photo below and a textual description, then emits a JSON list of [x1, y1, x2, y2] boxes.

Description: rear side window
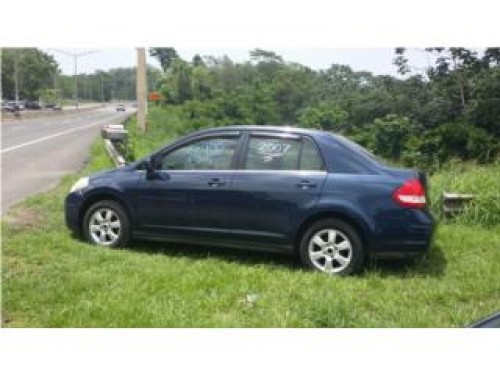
[[245, 136, 301, 170], [243, 135, 324, 171], [300, 137, 323, 171]]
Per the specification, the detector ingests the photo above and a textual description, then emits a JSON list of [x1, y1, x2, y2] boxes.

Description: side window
[[300, 137, 324, 171], [161, 137, 239, 170], [244, 136, 301, 170]]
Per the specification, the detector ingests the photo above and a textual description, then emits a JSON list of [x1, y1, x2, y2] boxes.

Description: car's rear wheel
[[299, 218, 364, 276], [83, 200, 130, 248]]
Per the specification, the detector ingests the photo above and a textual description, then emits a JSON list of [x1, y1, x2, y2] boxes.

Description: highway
[[1, 105, 135, 214]]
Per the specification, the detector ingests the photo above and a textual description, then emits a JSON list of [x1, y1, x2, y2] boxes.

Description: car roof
[[187, 125, 331, 138]]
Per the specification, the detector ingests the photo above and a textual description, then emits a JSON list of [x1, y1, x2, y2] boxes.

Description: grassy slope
[[2, 107, 500, 327]]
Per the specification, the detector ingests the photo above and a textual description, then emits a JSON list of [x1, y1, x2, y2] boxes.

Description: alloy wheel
[[88, 208, 122, 246], [308, 228, 353, 274]]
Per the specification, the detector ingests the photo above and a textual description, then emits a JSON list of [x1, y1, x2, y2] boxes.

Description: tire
[[83, 200, 130, 248], [299, 218, 364, 276]]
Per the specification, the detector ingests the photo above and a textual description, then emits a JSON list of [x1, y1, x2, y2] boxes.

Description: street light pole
[[50, 49, 99, 109], [14, 49, 19, 102], [136, 47, 147, 132]]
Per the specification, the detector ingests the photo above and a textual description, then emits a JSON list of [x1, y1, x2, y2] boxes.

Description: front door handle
[[296, 180, 317, 190], [207, 178, 226, 187]]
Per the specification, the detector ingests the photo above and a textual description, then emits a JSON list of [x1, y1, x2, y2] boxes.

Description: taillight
[[392, 179, 427, 208]]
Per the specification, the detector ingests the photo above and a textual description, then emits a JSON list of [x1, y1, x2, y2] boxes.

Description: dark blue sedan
[[65, 126, 434, 275]]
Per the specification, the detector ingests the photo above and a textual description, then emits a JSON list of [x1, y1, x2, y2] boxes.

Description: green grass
[[429, 160, 500, 227], [2, 108, 500, 327]]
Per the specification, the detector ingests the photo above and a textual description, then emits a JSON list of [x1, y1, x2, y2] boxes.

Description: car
[[3, 101, 21, 112], [116, 104, 125, 112], [11, 100, 25, 110], [65, 125, 435, 275], [25, 100, 42, 110], [469, 311, 500, 328], [1, 100, 12, 111]]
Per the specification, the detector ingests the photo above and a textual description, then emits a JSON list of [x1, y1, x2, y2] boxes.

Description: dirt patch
[[3, 206, 43, 231]]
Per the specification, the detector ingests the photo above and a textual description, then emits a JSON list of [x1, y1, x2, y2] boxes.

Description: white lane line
[[0, 115, 126, 154]]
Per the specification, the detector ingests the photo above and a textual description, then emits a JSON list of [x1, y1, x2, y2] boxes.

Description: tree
[[393, 47, 410, 75], [149, 47, 179, 72], [372, 114, 412, 160], [1, 48, 59, 100], [299, 102, 349, 132], [192, 54, 205, 67], [249, 48, 284, 82]]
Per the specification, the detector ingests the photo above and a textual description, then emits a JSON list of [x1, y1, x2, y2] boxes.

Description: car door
[[227, 131, 327, 247], [135, 132, 242, 238]]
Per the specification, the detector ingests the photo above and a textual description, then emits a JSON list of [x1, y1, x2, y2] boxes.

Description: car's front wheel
[[83, 200, 130, 248], [299, 218, 364, 276]]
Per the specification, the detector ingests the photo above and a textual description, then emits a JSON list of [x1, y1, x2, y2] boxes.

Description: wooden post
[[136, 47, 148, 132]]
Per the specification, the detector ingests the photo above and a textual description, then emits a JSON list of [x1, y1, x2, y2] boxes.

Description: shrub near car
[[65, 126, 434, 275]]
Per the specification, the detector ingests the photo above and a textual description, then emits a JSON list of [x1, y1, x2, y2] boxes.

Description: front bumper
[[65, 192, 85, 234]]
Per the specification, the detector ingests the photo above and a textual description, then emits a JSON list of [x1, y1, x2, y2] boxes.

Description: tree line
[[1, 48, 162, 103], [148, 47, 500, 170]]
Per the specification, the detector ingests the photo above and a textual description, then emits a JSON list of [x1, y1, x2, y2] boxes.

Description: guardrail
[[101, 124, 129, 168]]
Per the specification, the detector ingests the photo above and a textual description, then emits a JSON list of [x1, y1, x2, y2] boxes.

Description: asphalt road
[[1, 106, 135, 215]]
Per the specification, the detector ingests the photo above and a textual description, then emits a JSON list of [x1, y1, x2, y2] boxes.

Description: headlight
[[70, 177, 89, 193]]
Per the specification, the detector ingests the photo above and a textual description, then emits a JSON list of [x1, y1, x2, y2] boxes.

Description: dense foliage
[[149, 47, 500, 170]]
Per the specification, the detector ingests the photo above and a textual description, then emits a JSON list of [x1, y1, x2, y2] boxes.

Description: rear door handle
[[207, 177, 226, 187], [296, 180, 317, 190]]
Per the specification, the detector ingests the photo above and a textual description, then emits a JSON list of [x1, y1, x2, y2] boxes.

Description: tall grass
[[429, 159, 500, 227]]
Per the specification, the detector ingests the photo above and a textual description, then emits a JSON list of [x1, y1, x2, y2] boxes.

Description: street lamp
[[49, 49, 99, 109]]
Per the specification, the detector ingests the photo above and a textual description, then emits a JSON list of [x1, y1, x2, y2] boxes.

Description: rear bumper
[[370, 209, 435, 259]]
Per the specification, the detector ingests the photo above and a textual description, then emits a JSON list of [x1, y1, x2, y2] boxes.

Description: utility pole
[[136, 47, 147, 132], [14, 49, 19, 102], [100, 72, 104, 103], [50, 49, 98, 109]]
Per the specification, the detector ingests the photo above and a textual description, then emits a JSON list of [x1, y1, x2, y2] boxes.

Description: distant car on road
[[116, 104, 125, 112], [3, 101, 21, 112], [25, 100, 42, 110], [65, 125, 435, 276], [14, 101, 26, 110], [43, 103, 62, 111], [1, 100, 11, 111]]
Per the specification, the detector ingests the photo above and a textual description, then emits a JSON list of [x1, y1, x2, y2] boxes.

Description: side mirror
[[144, 156, 158, 180]]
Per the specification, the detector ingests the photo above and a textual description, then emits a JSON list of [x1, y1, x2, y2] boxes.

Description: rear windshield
[[333, 134, 387, 166]]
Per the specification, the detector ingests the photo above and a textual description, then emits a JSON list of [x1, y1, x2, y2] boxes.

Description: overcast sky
[[44, 47, 438, 77]]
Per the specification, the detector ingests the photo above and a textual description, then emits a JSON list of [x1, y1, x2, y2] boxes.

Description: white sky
[[44, 47, 438, 77]]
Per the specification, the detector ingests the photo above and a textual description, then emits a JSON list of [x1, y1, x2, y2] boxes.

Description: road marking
[[0, 115, 126, 154]]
